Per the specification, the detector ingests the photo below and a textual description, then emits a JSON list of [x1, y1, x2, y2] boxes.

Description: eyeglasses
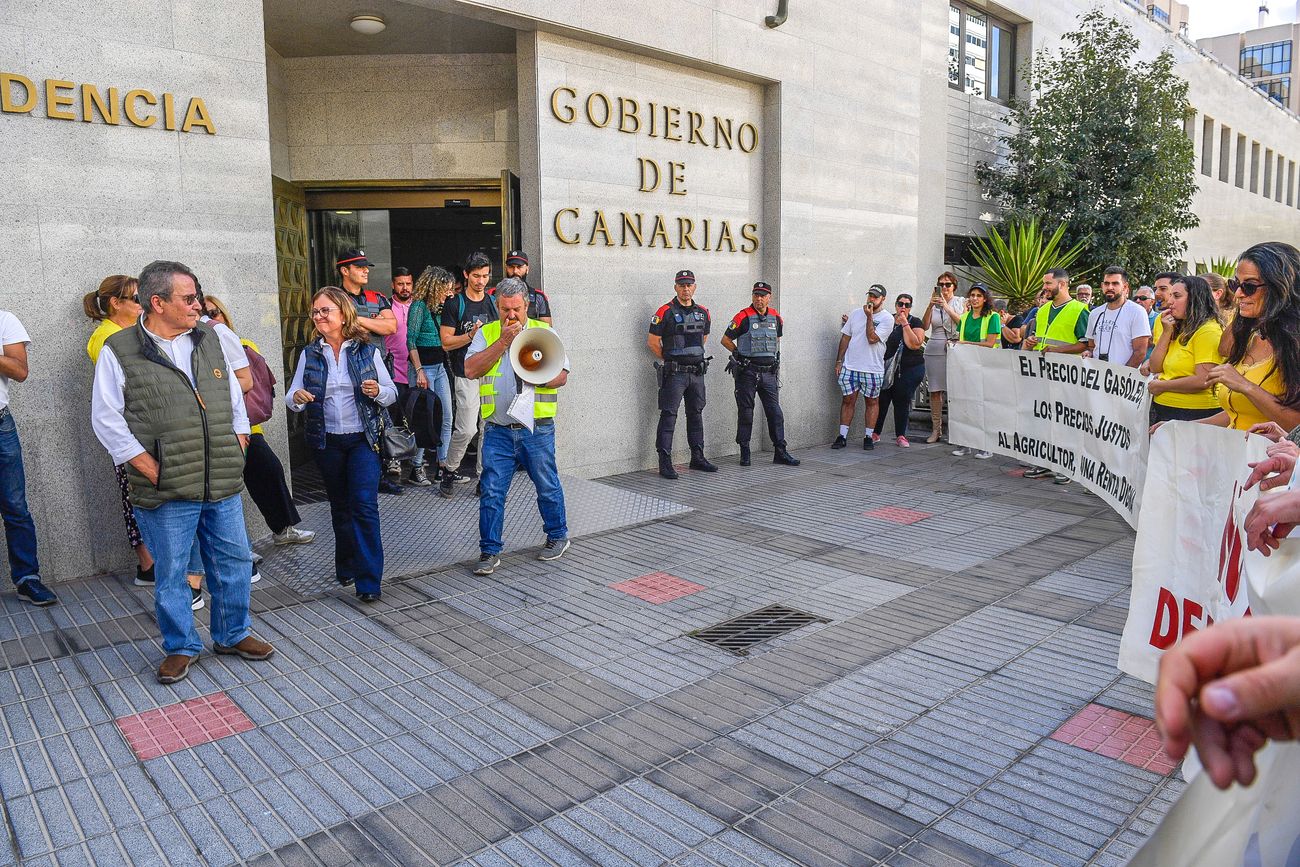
[[310, 307, 338, 318], [1228, 278, 1266, 297]]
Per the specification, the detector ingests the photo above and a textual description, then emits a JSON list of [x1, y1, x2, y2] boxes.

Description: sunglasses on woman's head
[[1227, 277, 1266, 296]]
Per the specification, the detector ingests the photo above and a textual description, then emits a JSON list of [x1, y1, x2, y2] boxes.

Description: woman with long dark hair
[[286, 288, 396, 602], [951, 284, 1000, 459], [1198, 242, 1300, 432], [1147, 275, 1224, 424]]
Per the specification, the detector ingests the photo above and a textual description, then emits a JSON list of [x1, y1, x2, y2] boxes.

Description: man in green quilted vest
[[464, 278, 570, 576], [91, 260, 275, 685]]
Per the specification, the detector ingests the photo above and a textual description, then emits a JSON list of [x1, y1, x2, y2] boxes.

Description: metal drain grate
[[687, 605, 830, 655]]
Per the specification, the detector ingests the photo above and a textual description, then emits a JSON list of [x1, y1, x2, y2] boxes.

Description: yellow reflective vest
[[957, 311, 996, 344], [1032, 300, 1087, 350], [478, 319, 559, 420]]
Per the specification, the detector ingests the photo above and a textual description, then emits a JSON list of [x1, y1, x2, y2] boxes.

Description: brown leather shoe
[[157, 654, 196, 684], [213, 635, 275, 661]]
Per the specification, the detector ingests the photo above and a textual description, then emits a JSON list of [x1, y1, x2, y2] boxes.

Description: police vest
[[957, 310, 996, 344], [478, 319, 559, 420], [664, 304, 708, 360], [1033, 300, 1087, 350], [736, 310, 780, 360]]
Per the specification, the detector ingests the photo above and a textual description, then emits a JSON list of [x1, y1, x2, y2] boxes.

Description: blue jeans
[[315, 433, 383, 595], [0, 412, 39, 584], [418, 364, 454, 466], [133, 495, 252, 656], [479, 422, 567, 555]]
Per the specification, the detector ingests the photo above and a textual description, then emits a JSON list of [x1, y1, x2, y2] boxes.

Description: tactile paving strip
[[1050, 703, 1178, 774], [257, 475, 691, 596], [115, 692, 256, 761]]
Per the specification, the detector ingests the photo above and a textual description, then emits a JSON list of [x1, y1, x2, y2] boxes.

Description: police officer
[[647, 270, 716, 479], [722, 281, 799, 467], [497, 250, 553, 325]]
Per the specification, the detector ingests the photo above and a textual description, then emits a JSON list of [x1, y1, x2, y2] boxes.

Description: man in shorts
[[833, 284, 893, 451]]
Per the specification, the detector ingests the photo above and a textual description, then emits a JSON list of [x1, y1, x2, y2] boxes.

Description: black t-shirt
[[1001, 313, 1026, 350], [440, 293, 497, 378], [885, 315, 926, 368]]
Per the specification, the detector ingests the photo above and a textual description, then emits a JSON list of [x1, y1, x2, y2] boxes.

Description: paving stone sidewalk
[[0, 441, 1180, 866]]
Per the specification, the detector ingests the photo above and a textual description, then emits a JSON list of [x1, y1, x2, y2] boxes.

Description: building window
[[1241, 41, 1292, 79], [1253, 77, 1291, 104], [1219, 125, 1232, 183], [1201, 117, 1214, 177], [949, 2, 1015, 103], [1149, 5, 1170, 25]]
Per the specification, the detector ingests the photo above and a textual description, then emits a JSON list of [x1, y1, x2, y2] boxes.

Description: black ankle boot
[[658, 452, 679, 479], [739, 445, 751, 466], [689, 450, 717, 472], [773, 446, 800, 466]]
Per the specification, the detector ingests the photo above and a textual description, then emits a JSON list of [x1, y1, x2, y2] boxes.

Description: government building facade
[[4, 0, 1300, 580]]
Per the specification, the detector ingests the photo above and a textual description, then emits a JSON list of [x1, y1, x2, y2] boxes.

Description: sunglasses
[[896, 301, 912, 308], [936, 282, 955, 288], [1227, 277, 1266, 297]]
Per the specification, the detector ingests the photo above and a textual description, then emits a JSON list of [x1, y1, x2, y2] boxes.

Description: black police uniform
[[725, 304, 787, 452], [649, 297, 710, 456]]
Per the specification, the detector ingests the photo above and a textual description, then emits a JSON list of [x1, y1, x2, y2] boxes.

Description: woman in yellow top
[[83, 276, 156, 587], [204, 295, 315, 548], [1198, 242, 1300, 432], [1147, 275, 1223, 424], [951, 284, 999, 459]]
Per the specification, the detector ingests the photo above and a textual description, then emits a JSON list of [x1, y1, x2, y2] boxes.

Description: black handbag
[[403, 387, 444, 451], [376, 405, 418, 463]]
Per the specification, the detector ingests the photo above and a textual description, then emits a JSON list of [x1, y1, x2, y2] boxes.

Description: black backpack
[[403, 387, 444, 451]]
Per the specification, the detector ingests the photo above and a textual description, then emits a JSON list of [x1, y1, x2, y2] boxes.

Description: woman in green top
[[952, 284, 999, 459], [407, 266, 458, 496], [956, 284, 1001, 347]]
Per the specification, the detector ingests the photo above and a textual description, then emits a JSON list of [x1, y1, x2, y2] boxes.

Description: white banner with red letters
[[947, 345, 1151, 528], [1118, 423, 1268, 684]]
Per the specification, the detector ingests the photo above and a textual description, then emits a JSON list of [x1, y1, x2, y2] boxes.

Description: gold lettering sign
[[547, 85, 760, 255], [0, 72, 216, 134]]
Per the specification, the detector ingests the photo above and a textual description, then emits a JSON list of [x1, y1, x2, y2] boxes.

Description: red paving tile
[[864, 506, 933, 525], [610, 572, 705, 604], [115, 692, 256, 761], [1050, 703, 1178, 774]]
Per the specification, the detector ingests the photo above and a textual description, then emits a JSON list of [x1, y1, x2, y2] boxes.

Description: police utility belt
[[725, 354, 778, 374], [657, 357, 710, 375]]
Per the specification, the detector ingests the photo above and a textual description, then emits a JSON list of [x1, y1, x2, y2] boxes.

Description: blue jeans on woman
[[133, 494, 252, 656], [416, 364, 454, 466], [479, 422, 567, 555], [0, 412, 39, 584], [315, 432, 383, 595]]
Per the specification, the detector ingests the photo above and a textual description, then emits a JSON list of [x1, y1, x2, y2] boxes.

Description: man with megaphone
[[463, 279, 571, 576]]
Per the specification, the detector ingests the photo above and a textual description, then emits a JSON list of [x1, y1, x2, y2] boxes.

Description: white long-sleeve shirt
[[285, 340, 396, 433], [91, 322, 250, 466]]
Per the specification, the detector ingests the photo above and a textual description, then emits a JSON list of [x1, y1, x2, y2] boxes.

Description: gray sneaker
[[473, 554, 500, 576], [406, 465, 431, 486], [538, 538, 571, 561]]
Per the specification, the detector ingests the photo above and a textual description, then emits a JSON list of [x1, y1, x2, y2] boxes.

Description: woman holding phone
[[919, 272, 964, 443]]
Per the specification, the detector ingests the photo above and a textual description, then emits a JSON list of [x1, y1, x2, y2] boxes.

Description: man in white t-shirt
[[0, 311, 55, 606], [833, 284, 894, 451], [1084, 266, 1150, 368]]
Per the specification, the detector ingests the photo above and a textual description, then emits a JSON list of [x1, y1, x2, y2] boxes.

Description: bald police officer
[[722, 281, 799, 467], [648, 270, 717, 479]]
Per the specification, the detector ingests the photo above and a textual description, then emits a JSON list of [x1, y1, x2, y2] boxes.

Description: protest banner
[[1118, 423, 1269, 684], [947, 345, 1151, 528]]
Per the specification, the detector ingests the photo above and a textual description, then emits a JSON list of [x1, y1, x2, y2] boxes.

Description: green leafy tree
[[976, 9, 1198, 280]]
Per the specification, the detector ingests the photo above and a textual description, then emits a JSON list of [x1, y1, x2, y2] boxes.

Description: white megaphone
[[509, 326, 565, 386]]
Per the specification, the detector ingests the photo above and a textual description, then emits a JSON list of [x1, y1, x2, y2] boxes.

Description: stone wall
[[0, 0, 281, 582]]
